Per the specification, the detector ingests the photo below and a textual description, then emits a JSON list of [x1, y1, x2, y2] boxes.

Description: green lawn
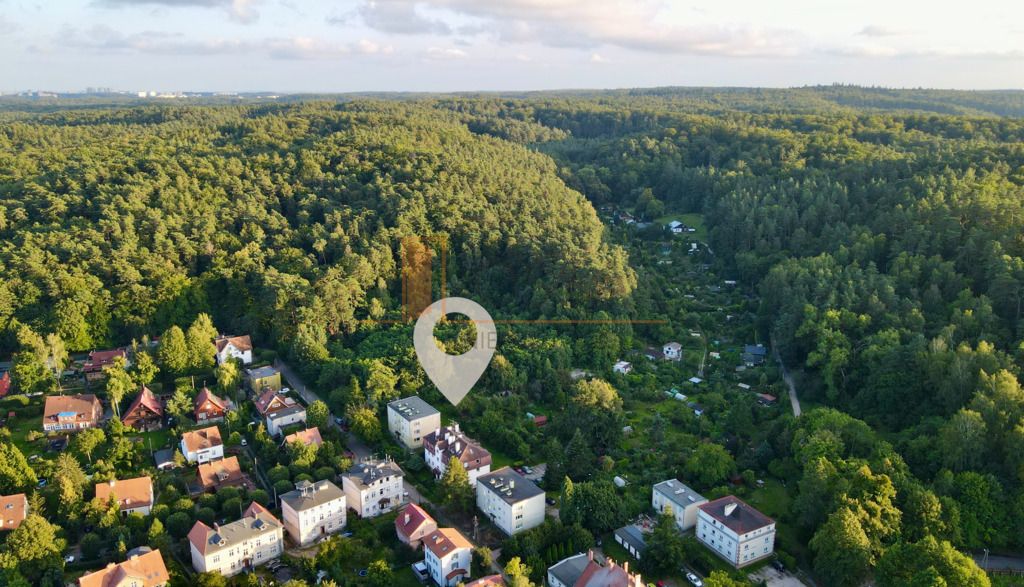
[[654, 212, 708, 241]]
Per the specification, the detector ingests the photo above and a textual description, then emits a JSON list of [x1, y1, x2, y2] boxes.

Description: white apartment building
[[187, 503, 284, 576], [476, 467, 545, 536], [280, 480, 347, 547], [696, 496, 775, 568], [423, 528, 473, 587], [180, 426, 224, 464], [387, 396, 441, 449], [341, 458, 405, 518], [423, 424, 492, 486], [651, 479, 708, 531]]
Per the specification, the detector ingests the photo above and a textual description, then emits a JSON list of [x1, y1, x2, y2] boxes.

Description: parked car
[[686, 572, 703, 587], [771, 560, 785, 572], [545, 497, 556, 506], [522, 465, 533, 475]]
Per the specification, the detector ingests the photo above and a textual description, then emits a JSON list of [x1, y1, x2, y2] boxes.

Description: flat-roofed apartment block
[[280, 480, 347, 547], [696, 495, 775, 568], [475, 467, 545, 536], [651, 479, 708, 531], [341, 458, 405, 518], [387, 396, 441, 449], [188, 502, 283, 576]]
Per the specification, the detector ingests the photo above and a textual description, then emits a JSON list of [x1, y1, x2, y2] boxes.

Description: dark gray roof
[[153, 448, 175, 466], [653, 479, 707, 510], [247, 366, 279, 378], [614, 525, 647, 553], [548, 553, 589, 586], [280, 480, 345, 512], [743, 345, 767, 356], [477, 467, 544, 505], [266, 404, 306, 421], [344, 459, 404, 488], [387, 396, 439, 421]]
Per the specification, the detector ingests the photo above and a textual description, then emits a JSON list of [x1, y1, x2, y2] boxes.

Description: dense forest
[[2, 87, 1024, 586]]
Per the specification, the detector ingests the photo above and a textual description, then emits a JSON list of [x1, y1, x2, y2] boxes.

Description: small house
[[613, 361, 632, 375], [662, 342, 682, 361], [246, 366, 282, 395]]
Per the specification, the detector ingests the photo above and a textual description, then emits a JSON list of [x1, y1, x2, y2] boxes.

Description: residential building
[[651, 479, 708, 531], [197, 456, 252, 492], [181, 426, 224, 464], [341, 458, 405, 518], [423, 424, 492, 485], [395, 503, 437, 549], [254, 388, 306, 436], [215, 335, 253, 365], [423, 528, 473, 587], [247, 366, 281, 394], [0, 494, 27, 531], [194, 387, 232, 424], [95, 476, 154, 516], [667, 220, 685, 233], [78, 548, 170, 587], [662, 342, 682, 360], [280, 480, 347, 547], [475, 467, 545, 536], [547, 552, 590, 587], [612, 361, 632, 375], [569, 551, 644, 587], [121, 386, 164, 431], [614, 525, 646, 560], [387, 396, 441, 449], [696, 495, 776, 568], [43, 394, 103, 432], [82, 348, 129, 380], [187, 503, 283, 576], [153, 449, 176, 471], [283, 427, 323, 448], [742, 344, 768, 367]]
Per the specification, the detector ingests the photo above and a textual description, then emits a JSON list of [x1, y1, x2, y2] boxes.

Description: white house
[[188, 503, 283, 576], [667, 220, 685, 234], [613, 361, 632, 375], [266, 402, 307, 436], [341, 458, 405, 518], [180, 426, 224, 465], [423, 528, 473, 587], [652, 479, 707, 531], [387, 396, 441, 449], [280, 480, 347, 547], [214, 335, 253, 365], [423, 424, 492, 486], [696, 496, 775, 568], [662, 342, 682, 361], [476, 467, 545, 536]]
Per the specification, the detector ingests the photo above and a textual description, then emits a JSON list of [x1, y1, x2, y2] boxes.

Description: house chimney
[[213, 523, 220, 531], [588, 550, 594, 561], [623, 561, 629, 574], [405, 513, 411, 525], [109, 480, 116, 487], [455, 441, 461, 454], [509, 480, 515, 490]]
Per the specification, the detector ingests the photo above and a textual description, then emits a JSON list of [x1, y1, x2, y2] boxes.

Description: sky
[[1, 0, 1022, 93]]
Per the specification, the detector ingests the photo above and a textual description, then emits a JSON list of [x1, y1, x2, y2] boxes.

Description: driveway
[[748, 566, 807, 587]]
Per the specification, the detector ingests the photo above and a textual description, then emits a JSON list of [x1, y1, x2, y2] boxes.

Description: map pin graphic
[[414, 297, 497, 406]]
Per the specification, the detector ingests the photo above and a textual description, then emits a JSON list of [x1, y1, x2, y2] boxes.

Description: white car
[[686, 572, 703, 587], [63, 555, 75, 564]]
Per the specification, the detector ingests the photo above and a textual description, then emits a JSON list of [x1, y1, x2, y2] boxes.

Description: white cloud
[[425, 46, 467, 59], [857, 25, 908, 38], [589, 52, 608, 63], [96, 0, 260, 24]]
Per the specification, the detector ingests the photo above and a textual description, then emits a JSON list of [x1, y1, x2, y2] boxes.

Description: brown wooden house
[[122, 386, 164, 431], [194, 387, 232, 424]]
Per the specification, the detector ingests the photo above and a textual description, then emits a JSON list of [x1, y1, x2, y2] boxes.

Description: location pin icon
[[414, 297, 497, 406]]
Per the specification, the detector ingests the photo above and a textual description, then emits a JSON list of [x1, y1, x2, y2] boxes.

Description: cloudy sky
[[2, 0, 1022, 92]]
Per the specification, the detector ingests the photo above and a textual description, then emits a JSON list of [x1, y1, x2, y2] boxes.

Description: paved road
[[770, 336, 802, 418], [973, 553, 1024, 572], [274, 359, 427, 507]]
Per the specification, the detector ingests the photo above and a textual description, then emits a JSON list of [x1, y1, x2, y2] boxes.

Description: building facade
[[423, 424, 492, 486], [387, 396, 441, 449], [188, 505, 283, 576], [395, 503, 437, 549], [195, 387, 232, 424], [0, 494, 27, 531], [42, 394, 103, 432], [423, 528, 473, 587], [341, 458, 405, 518], [696, 496, 775, 568], [215, 335, 253, 365], [651, 479, 708, 531], [475, 467, 545, 536], [280, 480, 347, 547]]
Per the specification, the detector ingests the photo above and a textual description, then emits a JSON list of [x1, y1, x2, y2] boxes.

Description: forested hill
[[0, 101, 635, 354]]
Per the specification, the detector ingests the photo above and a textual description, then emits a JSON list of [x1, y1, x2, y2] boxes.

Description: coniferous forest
[[3, 87, 1024, 586]]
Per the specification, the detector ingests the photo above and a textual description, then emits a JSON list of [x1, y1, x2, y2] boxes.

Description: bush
[[248, 489, 269, 506], [268, 465, 291, 484], [196, 507, 216, 525], [165, 512, 193, 539], [221, 498, 242, 517], [274, 479, 294, 496], [315, 466, 336, 481], [80, 533, 105, 560]]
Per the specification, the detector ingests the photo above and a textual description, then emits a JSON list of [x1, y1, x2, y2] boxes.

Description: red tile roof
[[395, 503, 437, 542], [182, 426, 223, 454], [215, 335, 252, 353], [424, 527, 472, 559], [283, 427, 323, 447], [424, 426, 492, 473], [122, 386, 163, 425], [94, 476, 154, 511], [465, 576, 505, 587], [195, 387, 230, 415], [254, 389, 288, 415], [0, 494, 27, 530], [0, 372, 10, 398], [77, 548, 169, 587], [43, 394, 102, 427], [83, 349, 127, 373], [575, 556, 644, 587], [197, 456, 248, 490]]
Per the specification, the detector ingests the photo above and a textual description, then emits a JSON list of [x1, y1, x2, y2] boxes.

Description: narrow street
[[770, 336, 802, 417]]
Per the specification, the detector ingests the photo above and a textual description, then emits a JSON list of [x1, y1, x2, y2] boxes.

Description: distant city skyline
[[2, 0, 1022, 93]]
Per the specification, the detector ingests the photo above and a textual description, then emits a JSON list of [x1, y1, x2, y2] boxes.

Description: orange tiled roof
[[77, 548, 169, 587], [424, 527, 472, 559], [181, 426, 223, 454], [0, 494, 27, 530], [283, 427, 323, 447], [94, 476, 154, 511]]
